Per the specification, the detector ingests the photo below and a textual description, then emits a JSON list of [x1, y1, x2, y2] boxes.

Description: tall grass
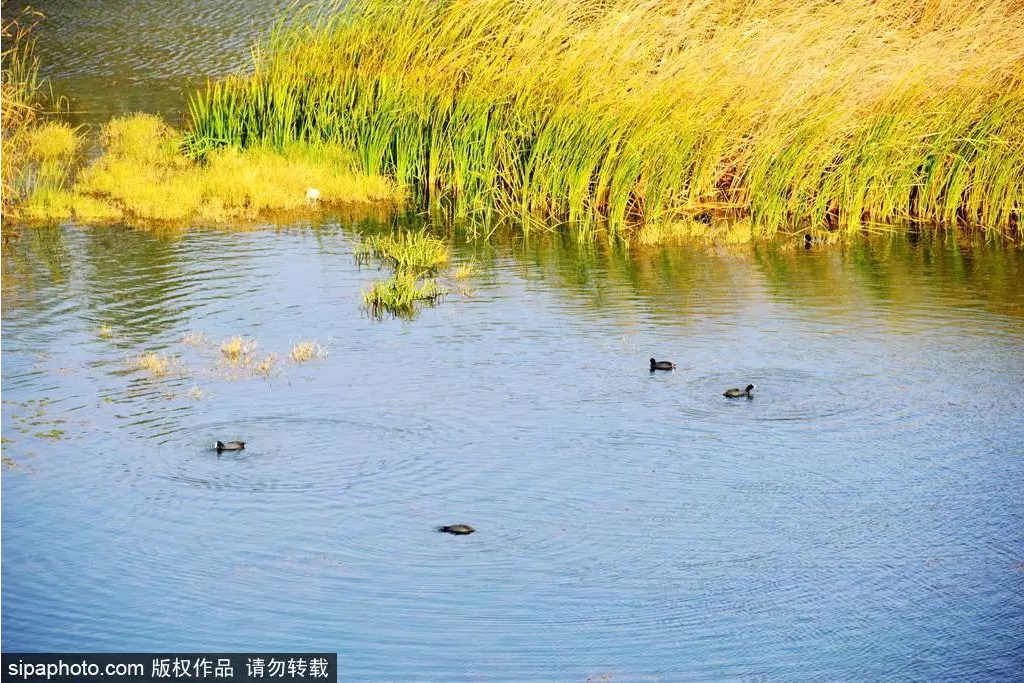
[[187, 0, 1024, 238], [2, 6, 78, 220]]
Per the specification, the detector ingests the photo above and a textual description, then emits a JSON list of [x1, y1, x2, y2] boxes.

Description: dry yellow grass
[[130, 351, 173, 377], [59, 114, 406, 226], [288, 341, 326, 363], [454, 262, 477, 280], [253, 354, 278, 377], [219, 336, 258, 366]]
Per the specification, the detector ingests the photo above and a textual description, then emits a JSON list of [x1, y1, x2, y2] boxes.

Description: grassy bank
[[1, 10, 404, 227], [27, 114, 405, 225], [188, 0, 1024, 239]]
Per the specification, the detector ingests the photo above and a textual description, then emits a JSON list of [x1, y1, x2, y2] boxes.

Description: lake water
[[3, 1, 1024, 680]]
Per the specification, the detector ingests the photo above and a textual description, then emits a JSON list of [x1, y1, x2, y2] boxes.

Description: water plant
[[454, 262, 477, 280], [219, 336, 258, 366], [252, 354, 278, 377], [130, 351, 173, 377], [187, 0, 1024, 239], [1, 7, 77, 220], [288, 340, 326, 363], [362, 273, 446, 318], [354, 229, 449, 273]]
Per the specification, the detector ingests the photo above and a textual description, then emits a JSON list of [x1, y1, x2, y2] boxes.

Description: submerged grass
[[354, 229, 449, 273], [188, 0, 1024, 239], [454, 262, 477, 280], [219, 336, 258, 367], [288, 340, 326, 363], [362, 273, 446, 319], [130, 351, 173, 377]]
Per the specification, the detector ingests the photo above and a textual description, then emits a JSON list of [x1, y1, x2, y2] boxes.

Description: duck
[[804, 233, 828, 249], [437, 524, 475, 535], [650, 358, 676, 371], [215, 440, 245, 452], [723, 384, 755, 398]]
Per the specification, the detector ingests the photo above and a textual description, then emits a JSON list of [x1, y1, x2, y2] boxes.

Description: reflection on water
[[3, 221, 1023, 680], [5, 0, 289, 124]]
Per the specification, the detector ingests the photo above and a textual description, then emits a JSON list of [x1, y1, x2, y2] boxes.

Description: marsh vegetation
[[15, 113, 406, 225], [354, 229, 452, 317], [1, 6, 78, 221], [361, 273, 447, 319], [288, 341, 327, 363], [186, 0, 1024, 240], [5, 1, 1021, 244]]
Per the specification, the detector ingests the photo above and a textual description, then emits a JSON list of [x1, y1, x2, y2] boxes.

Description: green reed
[[186, 0, 1024, 240], [353, 229, 449, 274], [362, 273, 446, 319]]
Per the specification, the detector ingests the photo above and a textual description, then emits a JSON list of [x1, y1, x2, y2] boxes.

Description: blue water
[[3, 224, 1023, 680]]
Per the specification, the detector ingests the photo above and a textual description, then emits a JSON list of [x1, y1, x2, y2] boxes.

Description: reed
[[252, 354, 278, 377], [2, 7, 77, 220], [186, 0, 1024, 239]]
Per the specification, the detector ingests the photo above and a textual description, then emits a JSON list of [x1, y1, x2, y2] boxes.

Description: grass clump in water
[[252, 354, 278, 377], [362, 273, 446, 319], [354, 229, 449, 274], [130, 351, 173, 377], [219, 336, 258, 367], [454, 262, 478, 280], [288, 341, 326, 363], [187, 0, 1024, 239]]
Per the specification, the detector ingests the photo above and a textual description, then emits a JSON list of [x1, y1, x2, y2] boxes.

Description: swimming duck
[[650, 358, 676, 371], [437, 524, 475, 535], [804, 233, 829, 249], [723, 384, 755, 398], [215, 440, 245, 452]]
